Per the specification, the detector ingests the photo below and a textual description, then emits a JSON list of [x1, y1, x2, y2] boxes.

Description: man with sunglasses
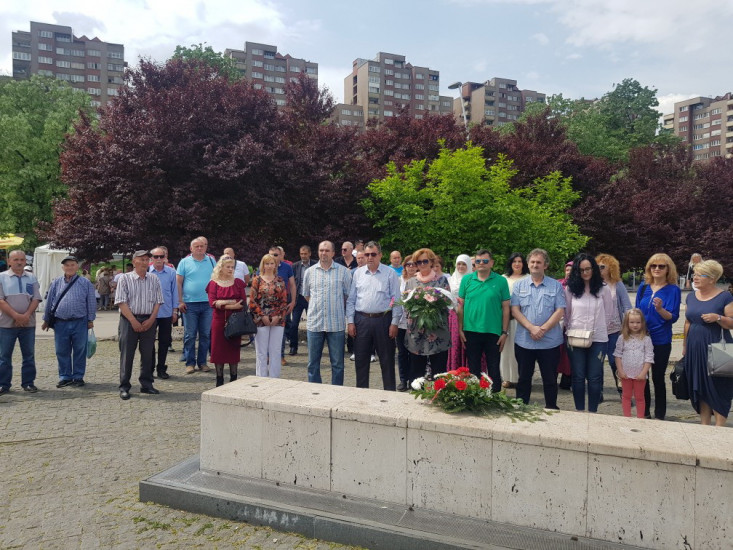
[[335, 242, 358, 270], [346, 241, 402, 390], [457, 249, 510, 393], [149, 246, 178, 379]]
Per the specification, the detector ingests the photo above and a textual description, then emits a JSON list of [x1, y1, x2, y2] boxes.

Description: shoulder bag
[[225, 310, 258, 339], [567, 293, 600, 348], [670, 356, 690, 400], [708, 327, 733, 377], [47, 275, 80, 329]]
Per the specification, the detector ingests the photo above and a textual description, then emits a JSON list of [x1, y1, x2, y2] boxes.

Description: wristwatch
[[501, 330, 508, 335]]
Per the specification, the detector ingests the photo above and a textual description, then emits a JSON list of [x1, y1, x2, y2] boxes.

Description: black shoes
[[0, 387, 8, 396], [140, 387, 160, 395], [120, 390, 131, 400], [57, 379, 73, 388], [396, 382, 407, 392], [288, 349, 297, 356], [22, 385, 38, 393], [71, 379, 85, 387], [157, 370, 170, 379]]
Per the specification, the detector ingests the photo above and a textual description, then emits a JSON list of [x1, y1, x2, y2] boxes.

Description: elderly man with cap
[[0, 250, 42, 394], [42, 255, 96, 388], [115, 250, 164, 400]]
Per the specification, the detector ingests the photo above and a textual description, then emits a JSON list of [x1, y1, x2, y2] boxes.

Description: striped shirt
[[114, 271, 164, 315], [345, 264, 402, 325], [43, 275, 97, 322], [148, 265, 179, 318], [0, 269, 42, 328], [302, 262, 351, 332]]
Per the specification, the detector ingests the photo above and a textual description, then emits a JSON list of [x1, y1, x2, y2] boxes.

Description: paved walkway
[[0, 292, 710, 549]]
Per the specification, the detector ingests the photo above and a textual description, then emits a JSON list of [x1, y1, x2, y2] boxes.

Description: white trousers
[[254, 326, 284, 378]]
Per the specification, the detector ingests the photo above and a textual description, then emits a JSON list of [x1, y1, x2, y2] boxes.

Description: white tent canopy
[[33, 244, 70, 312]]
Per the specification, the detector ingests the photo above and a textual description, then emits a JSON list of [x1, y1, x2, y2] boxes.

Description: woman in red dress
[[206, 256, 248, 387]]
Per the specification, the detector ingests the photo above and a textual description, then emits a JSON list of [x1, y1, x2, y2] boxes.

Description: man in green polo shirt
[[457, 249, 510, 392]]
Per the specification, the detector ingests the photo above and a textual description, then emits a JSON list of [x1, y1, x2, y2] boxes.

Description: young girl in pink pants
[[613, 309, 654, 418]]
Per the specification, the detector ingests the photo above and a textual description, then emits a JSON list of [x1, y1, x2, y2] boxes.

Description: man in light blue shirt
[[177, 237, 215, 374], [149, 246, 179, 379], [510, 248, 566, 409], [302, 241, 351, 385], [346, 241, 402, 390]]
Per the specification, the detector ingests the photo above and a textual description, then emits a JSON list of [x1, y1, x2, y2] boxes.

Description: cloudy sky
[[3, 0, 732, 115]]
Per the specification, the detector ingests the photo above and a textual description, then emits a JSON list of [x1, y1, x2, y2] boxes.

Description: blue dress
[[684, 292, 733, 416]]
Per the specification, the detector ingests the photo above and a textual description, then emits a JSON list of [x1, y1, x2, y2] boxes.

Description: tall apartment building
[[453, 78, 545, 127], [224, 42, 318, 107], [12, 21, 125, 107], [335, 52, 453, 127], [663, 94, 733, 161]]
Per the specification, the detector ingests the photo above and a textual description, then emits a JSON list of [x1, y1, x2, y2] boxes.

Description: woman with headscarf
[[396, 255, 416, 391], [447, 254, 472, 370], [500, 253, 529, 389]]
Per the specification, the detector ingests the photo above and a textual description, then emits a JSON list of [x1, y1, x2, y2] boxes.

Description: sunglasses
[[364, 252, 379, 257], [598, 265, 606, 270], [650, 264, 667, 270], [475, 259, 491, 265], [152, 255, 166, 259], [404, 262, 415, 267], [415, 259, 431, 266]]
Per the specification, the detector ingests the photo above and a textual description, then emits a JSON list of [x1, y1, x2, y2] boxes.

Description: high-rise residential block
[[335, 52, 453, 127], [663, 94, 733, 161], [453, 78, 545, 127], [224, 42, 318, 107], [12, 21, 126, 107]]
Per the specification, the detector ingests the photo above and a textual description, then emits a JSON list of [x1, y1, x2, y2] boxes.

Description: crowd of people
[[0, 241, 731, 427]]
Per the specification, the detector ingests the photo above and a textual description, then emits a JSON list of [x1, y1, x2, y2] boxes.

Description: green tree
[[171, 43, 240, 81], [363, 144, 587, 272], [0, 76, 91, 248]]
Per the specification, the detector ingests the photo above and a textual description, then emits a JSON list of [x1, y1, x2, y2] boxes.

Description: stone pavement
[[0, 293, 709, 549]]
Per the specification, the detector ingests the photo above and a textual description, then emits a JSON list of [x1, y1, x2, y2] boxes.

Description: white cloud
[[657, 92, 700, 116], [318, 65, 346, 104], [565, 53, 582, 60], [531, 32, 549, 45]]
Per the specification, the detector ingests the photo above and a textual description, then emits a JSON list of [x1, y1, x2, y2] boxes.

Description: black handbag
[[47, 275, 80, 329], [670, 356, 690, 400], [224, 310, 257, 339]]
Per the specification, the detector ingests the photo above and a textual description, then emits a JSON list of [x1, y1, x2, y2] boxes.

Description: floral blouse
[[404, 275, 452, 356], [249, 275, 288, 327]]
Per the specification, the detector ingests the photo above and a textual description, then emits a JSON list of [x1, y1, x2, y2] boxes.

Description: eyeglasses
[[404, 262, 415, 267], [364, 252, 379, 257], [475, 259, 491, 265], [342, 247, 349, 251], [579, 267, 593, 273], [598, 265, 606, 270], [415, 259, 431, 266], [650, 264, 667, 270], [152, 255, 166, 259], [694, 273, 710, 278]]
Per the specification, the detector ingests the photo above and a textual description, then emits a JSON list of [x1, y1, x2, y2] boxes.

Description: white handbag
[[567, 329, 593, 348], [708, 328, 733, 377]]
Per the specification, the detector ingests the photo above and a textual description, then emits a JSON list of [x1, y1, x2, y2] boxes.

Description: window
[[692, 144, 703, 150], [353, 111, 363, 117], [87, 74, 100, 82], [368, 108, 379, 116], [275, 65, 286, 72], [384, 100, 393, 106], [369, 76, 380, 84], [56, 73, 71, 81], [442, 101, 451, 108], [385, 80, 393, 86], [252, 60, 263, 67], [341, 119, 352, 126], [87, 49, 101, 57], [428, 84, 439, 91], [485, 109, 495, 116], [693, 104, 703, 110], [368, 86, 380, 94], [384, 110, 393, 117], [711, 108, 721, 115], [39, 56, 53, 64], [38, 43, 53, 51], [384, 58, 394, 65], [275, 76, 285, 83], [416, 74, 424, 80], [678, 126, 687, 132], [38, 70, 54, 77], [264, 51, 276, 59], [251, 48, 263, 55], [341, 109, 351, 116], [251, 71, 263, 78], [107, 63, 124, 72], [416, 104, 425, 110], [253, 83, 262, 89], [384, 69, 393, 76], [305, 67, 317, 75], [71, 62, 85, 69], [499, 82, 507, 88], [526, 97, 534, 103], [264, 75, 275, 82], [369, 65, 380, 73], [711, 139, 721, 146], [12, 52, 31, 61], [713, 119, 722, 125], [90, 100, 101, 107], [264, 63, 275, 71], [415, 84, 424, 90], [88, 87, 102, 95], [415, 94, 424, 100], [384, 89, 394, 96], [679, 116, 688, 122], [107, 88, 119, 96], [87, 62, 101, 69], [39, 30, 54, 38], [56, 60, 71, 68], [290, 66, 300, 72], [70, 74, 85, 82], [108, 76, 123, 84], [106, 50, 123, 59], [428, 94, 439, 101], [679, 105, 688, 112], [429, 74, 438, 81]]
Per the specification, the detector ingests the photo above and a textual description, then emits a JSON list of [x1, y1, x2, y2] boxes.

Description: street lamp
[[448, 81, 468, 140]]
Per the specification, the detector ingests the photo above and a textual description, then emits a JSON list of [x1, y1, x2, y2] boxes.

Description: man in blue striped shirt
[[43, 256, 96, 387], [302, 241, 352, 385]]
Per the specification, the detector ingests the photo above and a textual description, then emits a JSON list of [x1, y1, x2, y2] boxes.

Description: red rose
[[433, 379, 446, 391], [447, 370, 458, 376], [457, 367, 470, 374], [455, 380, 467, 391], [479, 378, 490, 389]]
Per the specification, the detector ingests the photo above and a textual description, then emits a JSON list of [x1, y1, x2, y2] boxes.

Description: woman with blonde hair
[[206, 255, 248, 387], [250, 254, 289, 378], [635, 253, 680, 420], [683, 260, 733, 426], [596, 253, 632, 395]]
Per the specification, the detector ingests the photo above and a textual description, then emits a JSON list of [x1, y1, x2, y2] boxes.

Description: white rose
[[411, 377, 425, 390]]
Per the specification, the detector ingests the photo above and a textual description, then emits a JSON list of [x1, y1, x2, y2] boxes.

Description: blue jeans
[[307, 330, 345, 386], [0, 326, 36, 389], [182, 301, 212, 367], [54, 318, 88, 381], [568, 341, 606, 412]]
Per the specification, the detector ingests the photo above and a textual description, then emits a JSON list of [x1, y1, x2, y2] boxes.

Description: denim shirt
[[511, 276, 566, 349]]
